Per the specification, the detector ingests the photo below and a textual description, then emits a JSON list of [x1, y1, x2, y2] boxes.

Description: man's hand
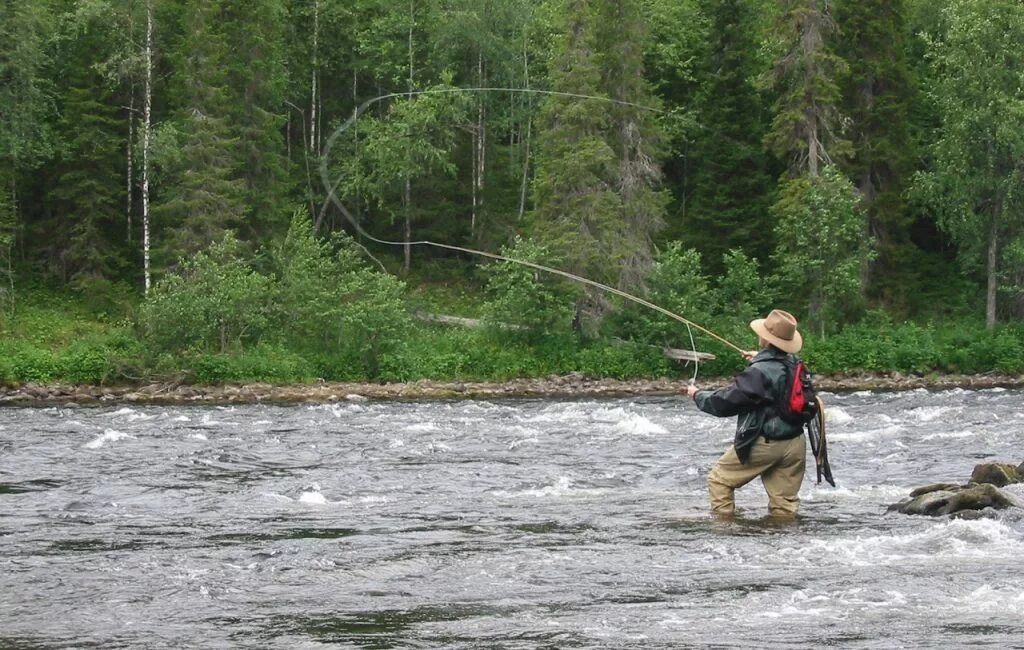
[[742, 350, 756, 362], [685, 383, 699, 398]]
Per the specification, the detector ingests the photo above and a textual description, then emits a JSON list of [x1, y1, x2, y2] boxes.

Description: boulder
[[889, 477, 1022, 517], [969, 462, 1020, 487], [888, 487, 960, 516], [943, 483, 1018, 514]]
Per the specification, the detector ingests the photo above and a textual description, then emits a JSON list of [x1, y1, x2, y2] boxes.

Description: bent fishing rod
[[318, 87, 747, 360]]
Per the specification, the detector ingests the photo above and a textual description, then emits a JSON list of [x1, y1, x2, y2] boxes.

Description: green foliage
[[0, 188, 15, 318], [530, 0, 624, 313], [680, 0, 774, 266], [0, 0, 57, 172], [0, 325, 142, 385], [273, 211, 411, 377], [571, 342, 670, 380], [139, 233, 275, 353], [832, 0, 916, 303], [911, 0, 1024, 325], [334, 255, 411, 378], [764, 0, 850, 175], [337, 80, 471, 231], [273, 210, 351, 349], [625, 243, 718, 348], [771, 166, 872, 335], [481, 236, 574, 342], [187, 344, 315, 385], [376, 326, 670, 383], [719, 248, 776, 324]]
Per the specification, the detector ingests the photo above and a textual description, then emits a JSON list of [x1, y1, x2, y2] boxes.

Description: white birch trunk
[[518, 34, 532, 220], [142, 0, 154, 294], [126, 85, 134, 243], [403, 0, 414, 271], [310, 0, 319, 157]]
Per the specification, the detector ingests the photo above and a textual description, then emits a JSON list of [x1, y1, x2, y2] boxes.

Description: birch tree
[[914, 0, 1024, 327]]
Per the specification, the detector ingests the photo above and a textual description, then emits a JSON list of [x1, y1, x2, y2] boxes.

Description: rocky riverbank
[[1, 371, 1023, 406]]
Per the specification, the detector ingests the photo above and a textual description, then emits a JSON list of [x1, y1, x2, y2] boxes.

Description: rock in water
[[969, 462, 1020, 487], [889, 462, 1023, 517]]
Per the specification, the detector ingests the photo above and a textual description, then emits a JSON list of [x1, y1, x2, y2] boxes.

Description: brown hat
[[750, 309, 802, 353]]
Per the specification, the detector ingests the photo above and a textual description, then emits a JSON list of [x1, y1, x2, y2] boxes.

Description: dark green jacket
[[693, 346, 804, 463]]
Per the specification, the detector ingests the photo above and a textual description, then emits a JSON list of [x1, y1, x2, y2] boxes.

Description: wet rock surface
[[889, 462, 1023, 517], [1, 371, 1022, 406]]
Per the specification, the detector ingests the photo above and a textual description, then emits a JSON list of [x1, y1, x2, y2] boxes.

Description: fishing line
[[318, 87, 747, 359]]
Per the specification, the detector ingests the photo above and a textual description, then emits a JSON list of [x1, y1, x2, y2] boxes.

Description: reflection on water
[[1, 389, 1023, 648]]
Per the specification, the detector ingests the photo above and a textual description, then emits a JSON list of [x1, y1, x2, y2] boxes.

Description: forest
[[1, 0, 1024, 385]]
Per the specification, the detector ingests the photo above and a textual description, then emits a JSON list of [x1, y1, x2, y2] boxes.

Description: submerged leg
[[760, 435, 806, 517], [707, 444, 765, 516]]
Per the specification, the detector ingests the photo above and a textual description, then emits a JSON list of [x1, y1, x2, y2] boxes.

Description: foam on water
[[909, 405, 962, 422], [85, 429, 135, 449], [921, 429, 977, 441], [828, 424, 905, 443], [299, 490, 329, 504], [801, 482, 909, 504], [778, 518, 1023, 568], [405, 422, 441, 433], [958, 585, 1024, 614], [491, 476, 606, 498], [825, 407, 854, 425], [612, 413, 668, 436]]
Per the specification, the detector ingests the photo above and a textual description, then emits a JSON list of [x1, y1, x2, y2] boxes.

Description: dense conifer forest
[[1, 0, 1023, 385]]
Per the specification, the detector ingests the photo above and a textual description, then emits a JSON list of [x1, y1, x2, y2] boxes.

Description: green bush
[[187, 345, 316, 384], [571, 343, 670, 379], [139, 233, 275, 354], [273, 213, 412, 378], [480, 237, 575, 343], [5, 346, 57, 383], [58, 342, 115, 384]]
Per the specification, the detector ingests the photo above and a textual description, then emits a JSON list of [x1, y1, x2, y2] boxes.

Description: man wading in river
[[685, 309, 811, 518]]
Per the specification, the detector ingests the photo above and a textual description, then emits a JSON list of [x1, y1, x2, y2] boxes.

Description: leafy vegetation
[[1, 0, 1022, 388]]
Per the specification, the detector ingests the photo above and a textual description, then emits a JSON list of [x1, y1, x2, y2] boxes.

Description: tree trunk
[[986, 203, 999, 329], [310, 0, 319, 157], [473, 49, 485, 238], [142, 0, 154, 294], [518, 33, 531, 221], [126, 83, 135, 244], [404, 177, 412, 272], [403, 0, 414, 271]]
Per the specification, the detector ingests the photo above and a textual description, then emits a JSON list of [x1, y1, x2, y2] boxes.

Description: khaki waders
[[707, 434, 806, 517]]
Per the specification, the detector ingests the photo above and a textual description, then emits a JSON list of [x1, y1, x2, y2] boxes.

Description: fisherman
[[685, 309, 808, 518]]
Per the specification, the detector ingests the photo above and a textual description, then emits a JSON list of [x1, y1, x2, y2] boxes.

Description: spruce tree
[[221, 0, 290, 239], [155, 0, 246, 262], [595, 0, 667, 291], [47, 5, 127, 285], [683, 0, 774, 270], [833, 0, 916, 304], [530, 0, 622, 327], [765, 0, 849, 177]]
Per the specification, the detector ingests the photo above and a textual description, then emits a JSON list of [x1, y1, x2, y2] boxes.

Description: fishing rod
[[318, 87, 747, 360]]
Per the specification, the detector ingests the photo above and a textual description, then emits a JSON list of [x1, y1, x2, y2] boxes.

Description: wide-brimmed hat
[[750, 309, 802, 353]]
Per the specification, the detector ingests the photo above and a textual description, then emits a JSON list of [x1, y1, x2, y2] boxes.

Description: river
[[2, 388, 1022, 648]]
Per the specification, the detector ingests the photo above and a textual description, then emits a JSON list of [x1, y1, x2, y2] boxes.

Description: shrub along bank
[[1, 215, 1023, 388], [2, 307, 1024, 388]]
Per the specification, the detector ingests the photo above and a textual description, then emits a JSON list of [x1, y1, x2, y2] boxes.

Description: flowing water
[[2, 388, 1023, 649]]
